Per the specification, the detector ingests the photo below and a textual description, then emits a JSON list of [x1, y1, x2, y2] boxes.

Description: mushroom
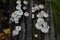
[[39, 4, 44, 9], [41, 11, 48, 18], [16, 5, 21, 10], [41, 26, 49, 33], [32, 14, 35, 18], [15, 11, 23, 16], [37, 18, 44, 23], [15, 26, 21, 31], [23, 1, 28, 5], [12, 30, 19, 36], [24, 12, 29, 17], [34, 34, 38, 37], [16, 0, 21, 4], [23, 6, 27, 10]]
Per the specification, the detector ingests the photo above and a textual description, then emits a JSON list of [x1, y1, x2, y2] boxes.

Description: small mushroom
[[32, 14, 34, 18], [35, 23, 42, 30], [37, 13, 43, 18], [41, 11, 48, 18], [37, 18, 44, 23], [15, 11, 23, 16], [11, 12, 17, 18], [35, 5, 40, 10], [39, 4, 44, 9], [41, 26, 49, 33], [23, 1, 28, 5], [34, 34, 38, 37], [23, 6, 26, 10], [12, 30, 19, 36], [15, 26, 21, 31], [16, 0, 21, 4], [24, 12, 29, 17]]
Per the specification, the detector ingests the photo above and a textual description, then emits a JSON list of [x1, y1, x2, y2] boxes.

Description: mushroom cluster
[[37, 11, 48, 18], [10, 0, 22, 36], [35, 4, 50, 33], [12, 26, 21, 36], [10, 0, 50, 35], [32, 4, 44, 13], [10, 0, 29, 36], [36, 13, 49, 33], [23, 1, 30, 17], [10, 0, 23, 24]]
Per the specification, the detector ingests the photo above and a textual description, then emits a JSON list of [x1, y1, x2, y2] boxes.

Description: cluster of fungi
[[0, 0, 51, 40]]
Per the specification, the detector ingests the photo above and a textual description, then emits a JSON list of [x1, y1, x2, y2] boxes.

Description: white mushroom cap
[[32, 7, 36, 12], [15, 26, 21, 31], [35, 23, 42, 30], [24, 12, 29, 17], [41, 27, 49, 33], [43, 13, 48, 18], [16, 5, 21, 10], [15, 11, 23, 16], [40, 22, 50, 33], [23, 6, 26, 10], [11, 12, 17, 18], [40, 22, 48, 28], [37, 18, 44, 23], [39, 4, 44, 9], [35, 5, 40, 10], [12, 30, 19, 36], [13, 17, 19, 24], [36, 18, 49, 30], [41, 11, 48, 17], [16, 0, 21, 4], [32, 9, 35, 13], [35, 21, 49, 30], [37, 13, 40, 18], [37, 13, 43, 18], [34, 34, 38, 37], [32, 14, 34, 18], [23, 1, 28, 5]]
